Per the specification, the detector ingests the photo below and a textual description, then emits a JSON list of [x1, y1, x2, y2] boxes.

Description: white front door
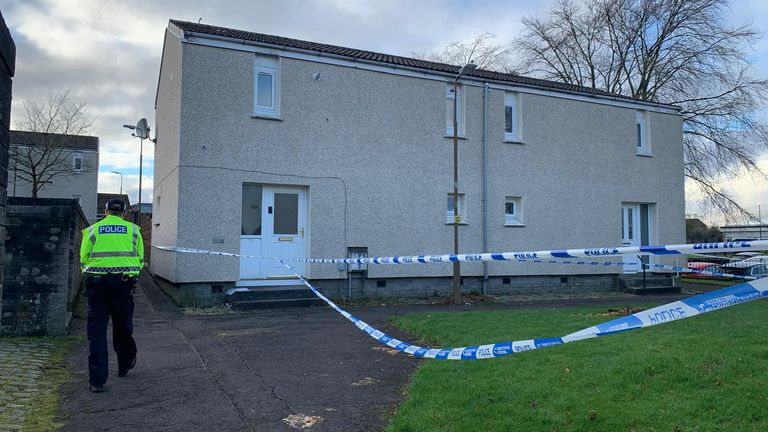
[[240, 184, 308, 281], [621, 203, 641, 272], [622, 203, 655, 273]]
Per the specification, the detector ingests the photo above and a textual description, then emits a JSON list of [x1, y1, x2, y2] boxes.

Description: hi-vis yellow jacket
[[80, 215, 144, 276]]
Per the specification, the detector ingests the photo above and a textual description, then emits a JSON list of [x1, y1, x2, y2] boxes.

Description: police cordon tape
[[155, 240, 768, 264], [519, 259, 755, 280], [269, 240, 768, 265], [272, 259, 768, 360], [155, 240, 765, 279], [153, 240, 768, 360]]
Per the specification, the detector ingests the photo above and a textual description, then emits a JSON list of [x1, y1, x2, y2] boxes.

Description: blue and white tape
[[268, 240, 768, 265], [155, 242, 759, 280], [276, 259, 768, 360], [520, 259, 755, 280], [154, 241, 768, 360], [156, 240, 768, 265]]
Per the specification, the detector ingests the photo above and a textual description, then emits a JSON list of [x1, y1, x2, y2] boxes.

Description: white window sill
[[636, 151, 653, 157], [504, 223, 525, 227], [445, 221, 469, 225], [503, 139, 525, 145], [444, 134, 467, 140], [251, 113, 283, 121]]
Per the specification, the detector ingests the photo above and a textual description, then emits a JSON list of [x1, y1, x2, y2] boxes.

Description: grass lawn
[[680, 277, 740, 287], [387, 300, 768, 431]]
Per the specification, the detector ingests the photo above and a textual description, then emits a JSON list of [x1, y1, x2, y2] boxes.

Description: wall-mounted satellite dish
[[135, 118, 149, 139]]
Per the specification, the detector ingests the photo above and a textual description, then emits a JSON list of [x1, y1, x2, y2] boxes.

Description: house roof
[[10, 130, 99, 151], [721, 224, 768, 230], [686, 218, 708, 230], [170, 19, 679, 110]]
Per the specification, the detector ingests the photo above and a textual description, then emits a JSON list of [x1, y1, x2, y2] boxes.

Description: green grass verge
[[387, 300, 768, 432], [22, 336, 81, 432], [680, 277, 741, 286]]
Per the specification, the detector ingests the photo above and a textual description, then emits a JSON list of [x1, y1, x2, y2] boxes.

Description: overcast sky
[[1, 0, 767, 226]]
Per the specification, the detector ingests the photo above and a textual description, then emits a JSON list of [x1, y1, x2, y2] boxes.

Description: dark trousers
[[85, 274, 137, 386]]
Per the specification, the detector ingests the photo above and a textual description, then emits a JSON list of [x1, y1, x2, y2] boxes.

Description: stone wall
[[1, 198, 88, 336], [0, 11, 16, 337]]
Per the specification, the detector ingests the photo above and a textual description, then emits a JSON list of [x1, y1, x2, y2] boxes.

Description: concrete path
[[58, 276, 419, 431]]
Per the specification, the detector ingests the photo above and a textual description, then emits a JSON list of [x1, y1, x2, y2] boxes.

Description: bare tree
[[413, 32, 517, 73], [515, 0, 768, 219], [11, 90, 94, 198]]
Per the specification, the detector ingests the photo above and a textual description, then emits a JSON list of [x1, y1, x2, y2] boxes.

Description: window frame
[[636, 110, 651, 156], [73, 152, 84, 173], [253, 56, 281, 118], [504, 92, 522, 142], [445, 84, 466, 137], [445, 192, 467, 224], [504, 196, 524, 226], [154, 195, 161, 227]]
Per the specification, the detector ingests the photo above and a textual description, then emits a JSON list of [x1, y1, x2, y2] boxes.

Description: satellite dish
[[135, 118, 149, 139]]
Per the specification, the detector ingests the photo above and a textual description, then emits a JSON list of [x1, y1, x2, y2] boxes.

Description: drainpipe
[[482, 83, 490, 294]]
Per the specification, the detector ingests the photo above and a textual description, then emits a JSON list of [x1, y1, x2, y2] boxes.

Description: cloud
[[98, 171, 154, 205]]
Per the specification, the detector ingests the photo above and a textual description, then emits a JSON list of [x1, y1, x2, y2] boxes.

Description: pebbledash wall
[[152, 21, 685, 306], [1, 198, 87, 336]]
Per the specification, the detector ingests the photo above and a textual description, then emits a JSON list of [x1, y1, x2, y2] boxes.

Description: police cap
[[106, 198, 126, 212]]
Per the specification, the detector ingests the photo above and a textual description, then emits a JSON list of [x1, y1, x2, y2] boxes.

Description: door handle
[[300, 228, 304, 238]]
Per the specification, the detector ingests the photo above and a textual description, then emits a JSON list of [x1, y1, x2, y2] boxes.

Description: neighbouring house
[[720, 224, 768, 242], [0, 10, 15, 331], [128, 202, 153, 266], [9, 130, 99, 223], [152, 20, 685, 304]]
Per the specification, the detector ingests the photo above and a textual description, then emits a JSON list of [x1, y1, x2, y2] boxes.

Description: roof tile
[[169, 19, 676, 108]]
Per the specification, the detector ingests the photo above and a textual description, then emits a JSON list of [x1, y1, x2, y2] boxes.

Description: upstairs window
[[73, 153, 83, 172], [505, 196, 524, 225], [504, 92, 521, 142], [254, 56, 280, 117], [446, 193, 467, 224], [445, 84, 466, 137], [636, 110, 651, 155]]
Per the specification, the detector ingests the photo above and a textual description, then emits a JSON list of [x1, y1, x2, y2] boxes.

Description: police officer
[[80, 198, 144, 393]]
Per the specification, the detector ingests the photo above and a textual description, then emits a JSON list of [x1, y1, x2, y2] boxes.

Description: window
[[636, 110, 651, 155], [504, 92, 521, 142], [445, 84, 465, 136], [155, 195, 161, 226], [446, 193, 466, 224], [505, 196, 523, 225], [73, 153, 83, 172], [254, 56, 280, 117], [241, 184, 263, 235]]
